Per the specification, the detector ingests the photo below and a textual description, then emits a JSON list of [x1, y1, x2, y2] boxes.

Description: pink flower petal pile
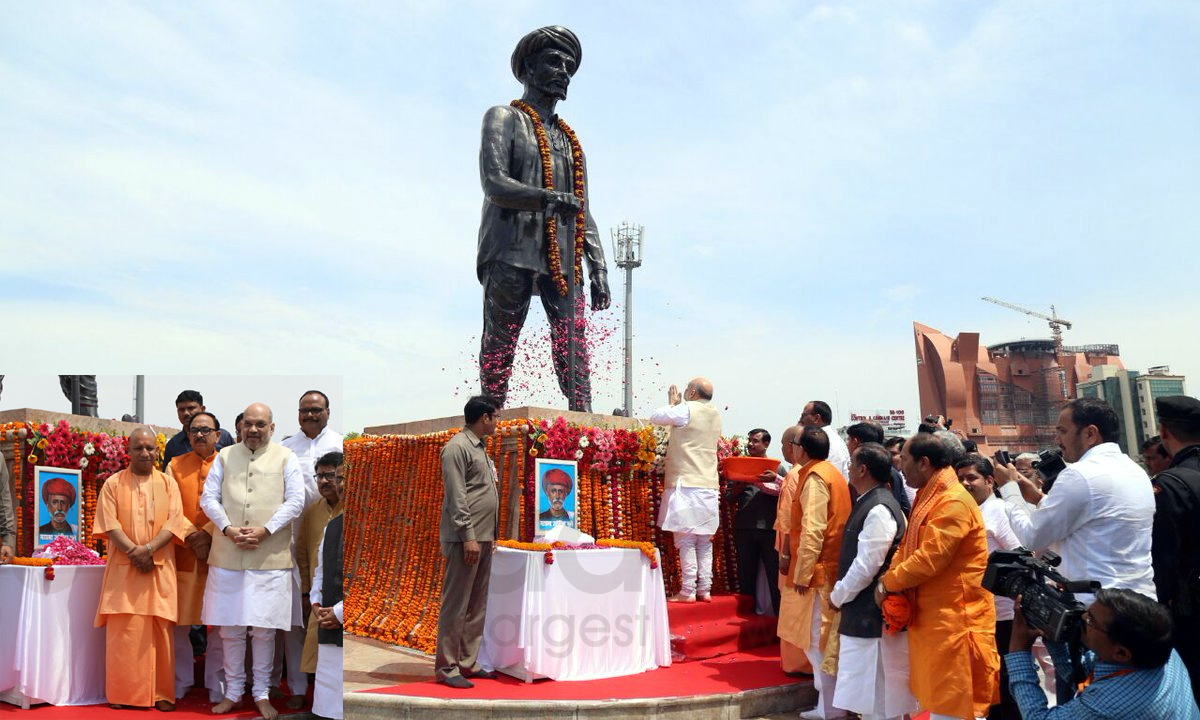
[[42, 535, 106, 565]]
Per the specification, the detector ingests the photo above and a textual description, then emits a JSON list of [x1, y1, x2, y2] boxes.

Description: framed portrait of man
[[35, 467, 82, 549], [535, 459, 577, 532]]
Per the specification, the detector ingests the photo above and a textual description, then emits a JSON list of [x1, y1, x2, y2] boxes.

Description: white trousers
[[172, 626, 228, 701], [804, 592, 843, 719], [672, 532, 713, 596], [312, 644, 343, 720], [219, 626, 275, 702], [270, 624, 308, 695]]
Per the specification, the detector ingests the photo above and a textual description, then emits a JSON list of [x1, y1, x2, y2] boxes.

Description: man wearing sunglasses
[[1007, 588, 1199, 718]]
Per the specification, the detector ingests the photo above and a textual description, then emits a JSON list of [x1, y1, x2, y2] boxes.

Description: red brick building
[[913, 321, 1123, 452]]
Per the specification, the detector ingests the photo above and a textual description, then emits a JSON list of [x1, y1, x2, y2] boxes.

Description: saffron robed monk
[[877, 432, 1000, 720], [200, 403, 306, 720], [93, 427, 188, 712]]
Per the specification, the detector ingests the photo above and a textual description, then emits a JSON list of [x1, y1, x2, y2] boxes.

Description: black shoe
[[464, 669, 498, 680], [438, 675, 474, 689]]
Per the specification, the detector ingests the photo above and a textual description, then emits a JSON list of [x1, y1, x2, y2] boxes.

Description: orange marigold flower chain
[[510, 99, 586, 298]]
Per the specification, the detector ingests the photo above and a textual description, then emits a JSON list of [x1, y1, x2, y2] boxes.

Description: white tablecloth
[[0, 565, 107, 707], [478, 546, 671, 681]]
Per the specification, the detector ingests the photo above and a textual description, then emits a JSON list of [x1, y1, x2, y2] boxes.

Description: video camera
[[1035, 449, 1067, 492], [983, 549, 1099, 644]]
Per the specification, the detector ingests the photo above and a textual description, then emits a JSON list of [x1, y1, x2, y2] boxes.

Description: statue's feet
[[255, 698, 280, 720], [284, 694, 305, 709], [210, 697, 242, 714]]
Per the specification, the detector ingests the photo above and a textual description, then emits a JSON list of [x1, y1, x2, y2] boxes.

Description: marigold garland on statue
[[510, 99, 586, 298]]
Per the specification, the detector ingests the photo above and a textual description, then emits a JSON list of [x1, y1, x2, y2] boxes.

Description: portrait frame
[[534, 458, 577, 532], [35, 466, 82, 549]]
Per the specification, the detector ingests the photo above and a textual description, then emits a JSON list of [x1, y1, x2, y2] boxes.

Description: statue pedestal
[[364, 405, 645, 436]]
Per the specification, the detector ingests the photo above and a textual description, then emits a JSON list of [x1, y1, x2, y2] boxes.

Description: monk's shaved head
[[128, 427, 158, 474], [130, 427, 156, 444]]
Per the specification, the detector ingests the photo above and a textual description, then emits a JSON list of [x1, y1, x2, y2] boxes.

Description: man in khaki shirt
[[434, 396, 500, 689]]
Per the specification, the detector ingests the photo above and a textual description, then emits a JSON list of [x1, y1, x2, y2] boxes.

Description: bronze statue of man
[[477, 26, 610, 413]]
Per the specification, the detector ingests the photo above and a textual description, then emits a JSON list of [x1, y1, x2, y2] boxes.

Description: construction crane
[[981, 297, 1073, 355]]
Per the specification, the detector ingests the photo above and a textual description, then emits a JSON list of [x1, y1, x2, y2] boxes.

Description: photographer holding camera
[[993, 397, 1156, 704], [1006, 588, 1199, 718]]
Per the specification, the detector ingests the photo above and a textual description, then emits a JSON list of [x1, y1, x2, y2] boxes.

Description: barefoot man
[[200, 404, 306, 720]]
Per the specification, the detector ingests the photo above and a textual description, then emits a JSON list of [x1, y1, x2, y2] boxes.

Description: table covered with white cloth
[[0, 565, 107, 708], [478, 546, 671, 681]]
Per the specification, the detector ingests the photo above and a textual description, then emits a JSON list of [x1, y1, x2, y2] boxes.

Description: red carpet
[[364, 643, 803, 700], [668, 593, 778, 662], [3, 687, 310, 719]]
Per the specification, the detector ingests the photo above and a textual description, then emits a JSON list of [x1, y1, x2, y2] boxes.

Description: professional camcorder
[[983, 549, 1099, 644], [1035, 449, 1067, 491]]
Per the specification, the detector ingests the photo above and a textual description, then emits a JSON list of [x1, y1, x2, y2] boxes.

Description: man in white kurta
[[650, 377, 722, 602], [276, 390, 343, 708], [828, 443, 916, 720], [309, 486, 344, 719], [200, 403, 306, 720]]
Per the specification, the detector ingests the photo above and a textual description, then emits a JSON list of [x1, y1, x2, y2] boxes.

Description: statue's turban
[[42, 477, 77, 508], [511, 26, 582, 81]]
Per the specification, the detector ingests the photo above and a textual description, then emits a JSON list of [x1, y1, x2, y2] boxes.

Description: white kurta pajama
[[276, 427, 342, 697], [829, 504, 917, 720], [309, 527, 343, 720], [199, 448, 306, 703]]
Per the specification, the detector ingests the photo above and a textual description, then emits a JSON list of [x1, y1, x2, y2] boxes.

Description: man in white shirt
[[829, 443, 916, 720], [956, 454, 1021, 719], [801, 400, 850, 478], [651, 377, 722, 603], [277, 390, 343, 708], [994, 396, 1156, 704], [200, 404, 306, 720]]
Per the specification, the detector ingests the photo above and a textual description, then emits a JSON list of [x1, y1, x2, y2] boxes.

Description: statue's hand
[[545, 190, 583, 220], [590, 274, 611, 311]]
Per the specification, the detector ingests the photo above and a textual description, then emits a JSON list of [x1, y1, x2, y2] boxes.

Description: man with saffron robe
[[477, 25, 610, 412], [877, 433, 999, 720], [773, 425, 813, 675], [166, 411, 223, 702], [200, 403, 306, 720], [93, 427, 187, 712], [786, 426, 853, 720], [299, 452, 344, 686]]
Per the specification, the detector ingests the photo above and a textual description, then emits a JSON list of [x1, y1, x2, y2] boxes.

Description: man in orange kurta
[[771, 425, 813, 675], [878, 433, 999, 720], [166, 411, 221, 702], [786, 426, 852, 720], [93, 427, 188, 711], [298, 451, 343, 679]]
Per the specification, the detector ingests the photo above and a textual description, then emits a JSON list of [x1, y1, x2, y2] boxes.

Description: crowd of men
[[0, 389, 345, 720], [722, 394, 1200, 719], [431, 387, 1200, 719]]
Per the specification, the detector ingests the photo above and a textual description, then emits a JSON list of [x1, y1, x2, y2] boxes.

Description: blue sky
[[2, 1, 1197, 444]]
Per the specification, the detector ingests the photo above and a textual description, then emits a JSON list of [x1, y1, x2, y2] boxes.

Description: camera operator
[[993, 397, 1156, 704], [1006, 588, 1199, 718], [1152, 395, 1200, 701]]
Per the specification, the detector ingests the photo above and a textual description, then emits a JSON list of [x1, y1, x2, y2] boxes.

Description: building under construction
[[913, 321, 1123, 452]]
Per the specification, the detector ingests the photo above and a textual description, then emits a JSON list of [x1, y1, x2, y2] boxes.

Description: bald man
[[200, 404, 306, 720], [93, 427, 187, 711], [651, 377, 723, 602]]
